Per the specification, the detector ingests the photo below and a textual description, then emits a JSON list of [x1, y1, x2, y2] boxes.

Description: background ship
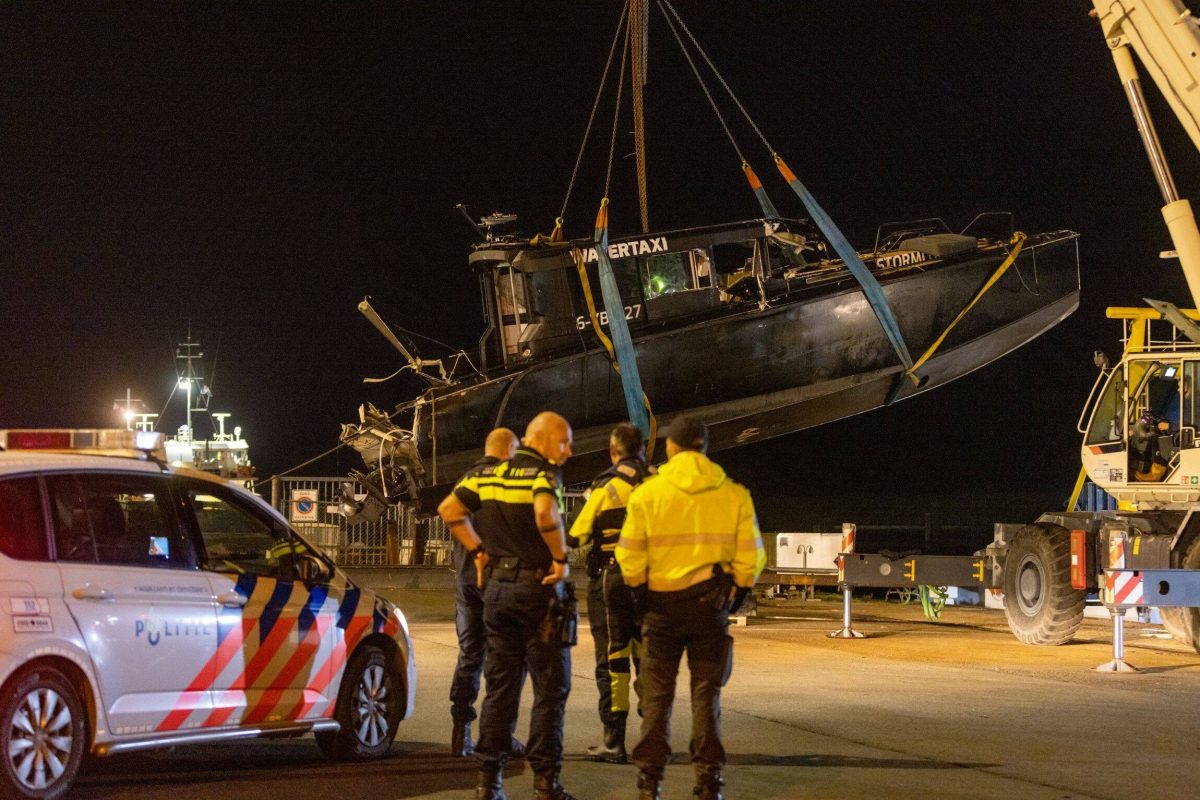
[[118, 330, 255, 483]]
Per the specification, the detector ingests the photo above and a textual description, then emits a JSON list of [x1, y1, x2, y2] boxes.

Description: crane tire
[[1159, 537, 1200, 653], [1003, 526, 1085, 645]]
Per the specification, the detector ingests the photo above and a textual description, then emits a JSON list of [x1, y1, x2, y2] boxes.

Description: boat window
[[642, 252, 692, 299], [608, 257, 645, 305], [712, 240, 758, 275], [691, 248, 713, 288], [711, 239, 763, 299], [639, 249, 712, 295], [496, 266, 530, 323], [767, 237, 807, 270], [579, 257, 645, 310], [497, 265, 548, 359]]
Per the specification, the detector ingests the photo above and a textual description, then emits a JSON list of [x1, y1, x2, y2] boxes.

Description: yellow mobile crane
[[995, 0, 1200, 650]]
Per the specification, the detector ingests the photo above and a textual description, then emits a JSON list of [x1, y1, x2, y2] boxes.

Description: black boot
[[693, 771, 724, 800], [637, 772, 662, 800], [533, 770, 577, 800], [452, 721, 475, 757], [584, 719, 627, 763], [475, 766, 505, 800]]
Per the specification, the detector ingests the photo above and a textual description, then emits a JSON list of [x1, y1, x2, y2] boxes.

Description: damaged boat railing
[[873, 217, 953, 255], [871, 212, 1016, 256], [959, 211, 1015, 242]]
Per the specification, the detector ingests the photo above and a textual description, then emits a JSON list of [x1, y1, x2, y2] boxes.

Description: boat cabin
[[468, 218, 819, 372]]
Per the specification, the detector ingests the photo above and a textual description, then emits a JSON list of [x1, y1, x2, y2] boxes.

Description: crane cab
[[1081, 306, 1200, 507]]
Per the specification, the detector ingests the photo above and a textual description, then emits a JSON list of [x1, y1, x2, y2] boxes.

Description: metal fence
[[269, 476, 585, 567], [269, 476, 451, 567]]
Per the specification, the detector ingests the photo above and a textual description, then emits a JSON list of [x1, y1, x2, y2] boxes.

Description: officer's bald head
[[484, 427, 519, 461], [524, 412, 574, 465]]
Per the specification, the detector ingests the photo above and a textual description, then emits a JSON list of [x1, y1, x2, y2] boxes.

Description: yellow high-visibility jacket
[[615, 450, 765, 592], [567, 459, 649, 555]]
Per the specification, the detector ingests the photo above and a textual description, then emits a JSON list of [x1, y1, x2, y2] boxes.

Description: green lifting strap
[[774, 154, 914, 370]]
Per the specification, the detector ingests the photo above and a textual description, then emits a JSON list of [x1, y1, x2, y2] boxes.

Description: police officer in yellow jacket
[[566, 422, 652, 764], [615, 417, 766, 800]]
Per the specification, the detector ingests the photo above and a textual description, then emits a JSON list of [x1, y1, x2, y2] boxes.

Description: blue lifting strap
[[775, 154, 914, 370], [742, 162, 780, 220], [593, 200, 652, 438]]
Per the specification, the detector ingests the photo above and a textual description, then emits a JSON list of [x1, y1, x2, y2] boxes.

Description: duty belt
[[487, 561, 548, 583]]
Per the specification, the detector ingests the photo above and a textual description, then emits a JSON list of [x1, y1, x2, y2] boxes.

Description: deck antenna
[[479, 212, 518, 241], [455, 203, 486, 240]]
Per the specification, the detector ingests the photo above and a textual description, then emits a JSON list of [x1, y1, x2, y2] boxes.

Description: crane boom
[[1093, 0, 1200, 306]]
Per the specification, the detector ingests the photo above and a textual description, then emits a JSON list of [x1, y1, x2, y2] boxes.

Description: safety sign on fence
[[290, 488, 320, 523]]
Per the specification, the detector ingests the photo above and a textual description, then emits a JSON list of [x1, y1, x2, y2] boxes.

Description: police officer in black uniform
[[449, 428, 521, 757], [567, 422, 652, 764], [438, 411, 578, 800]]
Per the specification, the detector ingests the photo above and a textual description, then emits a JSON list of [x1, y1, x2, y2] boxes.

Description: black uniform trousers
[[450, 580, 485, 723], [587, 574, 623, 727], [588, 563, 642, 722], [631, 591, 733, 782], [476, 578, 571, 776]]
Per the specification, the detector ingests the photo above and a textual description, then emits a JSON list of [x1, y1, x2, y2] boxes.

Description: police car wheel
[[0, 666, 85, 800], [316, 644, 400, 761]]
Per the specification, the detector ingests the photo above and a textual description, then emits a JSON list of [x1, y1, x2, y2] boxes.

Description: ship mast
[[174, 324, 205, 439], [112, 387, 144, 431]]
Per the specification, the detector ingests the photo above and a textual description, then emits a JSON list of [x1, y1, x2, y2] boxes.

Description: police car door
[[47, 472, 217, 735], [180, 480, 335, 727]]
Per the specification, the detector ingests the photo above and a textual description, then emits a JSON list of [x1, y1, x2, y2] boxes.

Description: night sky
[[3, 2, 1197, 540]]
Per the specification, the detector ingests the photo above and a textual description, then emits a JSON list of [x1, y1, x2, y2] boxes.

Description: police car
[[0, 430, 416, 799]]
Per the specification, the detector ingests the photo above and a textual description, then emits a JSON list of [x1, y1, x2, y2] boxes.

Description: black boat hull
[[419, 231, 1079, 485]]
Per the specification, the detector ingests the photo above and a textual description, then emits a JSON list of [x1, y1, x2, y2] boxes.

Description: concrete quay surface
[[74, 589, 1200, 800]]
